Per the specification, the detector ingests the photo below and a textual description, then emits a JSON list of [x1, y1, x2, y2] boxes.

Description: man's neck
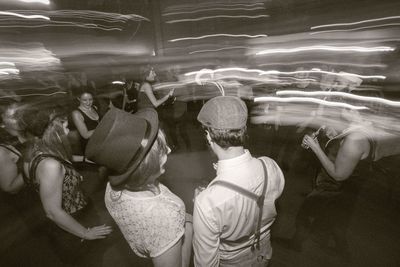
[[214, 145, 245, 161]]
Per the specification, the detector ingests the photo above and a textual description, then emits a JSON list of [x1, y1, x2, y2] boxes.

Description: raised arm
[[35, 158, 112, 240], [71, 110, 94, 139], [303, 132, 370, 181], [141, 83, 173, 108], [0, 146, 24, 193]]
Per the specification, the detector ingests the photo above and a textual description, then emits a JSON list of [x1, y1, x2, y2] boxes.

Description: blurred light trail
[[189, 46, 249, 54], [0, 10, 149, 32], [258, 61, 387, 68], [166, 14, 269, 24], [185, 67, 386, 80], [311, 15, 400, 30], [169, 34, 267, 42], [310, 23, 400, 35], [163, 6, 266, 16], [0, 62, 16, 66], [164, 2, 265, 13], [276, 90, 400, 107], [254, 96, 368, 110], [112, 81, 125, 85], [0, 92, 67, 99], [0, 68, 20, 74], [0, 11, 49, 20], [19, 0, 50, 4], [256, 45, 394, 55]]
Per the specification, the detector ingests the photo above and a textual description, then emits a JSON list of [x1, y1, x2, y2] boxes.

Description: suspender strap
[[211, 158, 268, 250]]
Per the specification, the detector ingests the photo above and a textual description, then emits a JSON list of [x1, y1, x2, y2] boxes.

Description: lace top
[[27, 153, 87, 214], [105, 183, 186, 258]]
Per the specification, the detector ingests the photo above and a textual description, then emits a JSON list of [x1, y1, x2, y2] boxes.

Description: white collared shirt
[[193, 150, 285, 267]]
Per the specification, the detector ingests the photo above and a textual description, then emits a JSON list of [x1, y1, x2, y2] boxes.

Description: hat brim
[[86, 107, 159, 187], [110, 108, 159, 187]]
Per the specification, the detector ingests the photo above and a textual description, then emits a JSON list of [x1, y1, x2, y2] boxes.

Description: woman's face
[[78, 93, 93, 109], [146, 69, 157, 82]]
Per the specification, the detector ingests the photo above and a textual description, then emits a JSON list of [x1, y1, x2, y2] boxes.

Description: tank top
[[26, 153, 87, 214], [315, 128, 374, 192], [137, 83, 155, 110], [74, 108, 99, 151]]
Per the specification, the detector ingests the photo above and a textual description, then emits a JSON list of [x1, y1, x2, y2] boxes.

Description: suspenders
[[211, 158, 268, 250]]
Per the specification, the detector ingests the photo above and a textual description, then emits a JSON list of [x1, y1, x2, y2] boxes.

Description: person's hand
[[302, 134, 320, 151], [83, 224, 113, 240]]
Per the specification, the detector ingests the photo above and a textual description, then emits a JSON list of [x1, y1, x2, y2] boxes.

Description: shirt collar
[[216, 149, 252, 175]]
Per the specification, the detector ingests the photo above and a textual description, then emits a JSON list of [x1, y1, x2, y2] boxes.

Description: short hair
[[124, 129, 168, 191], [204, 125, 247, 149]]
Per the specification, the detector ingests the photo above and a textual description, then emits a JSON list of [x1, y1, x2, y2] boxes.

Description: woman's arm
[[0, 147, 24, 193], [36, 158, 112, 239], [71, 110, 94, 139], [141, 83, 172, 108], [304, 133, 370, 181]]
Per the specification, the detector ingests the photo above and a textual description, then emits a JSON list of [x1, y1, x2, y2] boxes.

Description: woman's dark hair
[[204, 126, 247, 149]]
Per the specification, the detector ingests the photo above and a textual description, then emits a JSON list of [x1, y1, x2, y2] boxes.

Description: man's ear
[[205, 130, 212, 145]]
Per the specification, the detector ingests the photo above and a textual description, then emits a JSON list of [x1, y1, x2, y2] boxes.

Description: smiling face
[[146, 69, 157, 82], [78, 92, 94, 109]]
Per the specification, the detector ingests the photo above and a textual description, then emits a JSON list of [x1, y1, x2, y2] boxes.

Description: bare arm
[[304, 133, 370, 181], [36, 158, 112, 239], [141, 83, 172, 108], [71, 110, 94, 139], [0, 147, 24, 193]]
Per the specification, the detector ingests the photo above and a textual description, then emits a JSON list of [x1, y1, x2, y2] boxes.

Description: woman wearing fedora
[[86, 107, 193, 267], [21, 108, 113, 265]]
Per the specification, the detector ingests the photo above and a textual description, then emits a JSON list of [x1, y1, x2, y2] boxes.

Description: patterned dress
[[105, 183, 186, 258]]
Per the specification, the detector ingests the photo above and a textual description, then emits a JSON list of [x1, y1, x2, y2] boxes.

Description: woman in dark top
[[22, 109, 112, 265], [71, 90, 100, 152], [137, 67, 174, 110]]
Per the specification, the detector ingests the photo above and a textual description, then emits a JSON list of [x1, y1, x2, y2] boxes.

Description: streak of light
[[311, 15, 400, 30], [112, 81, 125, 85], [163, 7, 266, 16], [165, 14, 269, 24], [257, 61, 387, 68], [0, 68, 20, 74], [189, 46, 249, 54], [185, 67, 386, 80], [19, 0, 50, 4], [256, 45, 395, 55], [169, 34, 267, 42], [0, 23, 123, 31], [164, 2, 265, 13], [310, 23, 400, 35], [0, 62, 16, 66], [0, 91, 67, 99], [276, 90, 400, 107], [0, 11, 50, 20], [254, 96, 368, 110]]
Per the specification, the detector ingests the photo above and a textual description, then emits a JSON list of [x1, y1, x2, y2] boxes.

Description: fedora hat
[[85, 107, 159, 187]]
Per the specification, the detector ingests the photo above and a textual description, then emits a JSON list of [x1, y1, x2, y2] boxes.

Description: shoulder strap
[[0, 144, 21, 157], [211, 158, 268, 250]]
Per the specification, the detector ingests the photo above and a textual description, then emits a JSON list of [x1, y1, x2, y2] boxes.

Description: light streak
[[164, 2, 265, 13], [0, 92, 67, 99], [112, 81, 125, 85], [0, 11, 50, 20], [257, 61, 386, 68], [0, 68, 20, 74], [311, 15, 400, 30], [0, 62, 15, 66], [189, 46, 249, 54], [163, 7, 266, 16], [185, 67, 386, 80], [169, 34, 267, 42], [256, 45, 394, 55], [310, 23, 400, 35], [19, 0, 50, 4], [276, 90, 400, 107], [166, 14, 269, 24], [254, 96, 368, 110]]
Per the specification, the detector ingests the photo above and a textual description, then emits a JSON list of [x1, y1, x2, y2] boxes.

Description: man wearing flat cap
[[193, 96, 285, 266]]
